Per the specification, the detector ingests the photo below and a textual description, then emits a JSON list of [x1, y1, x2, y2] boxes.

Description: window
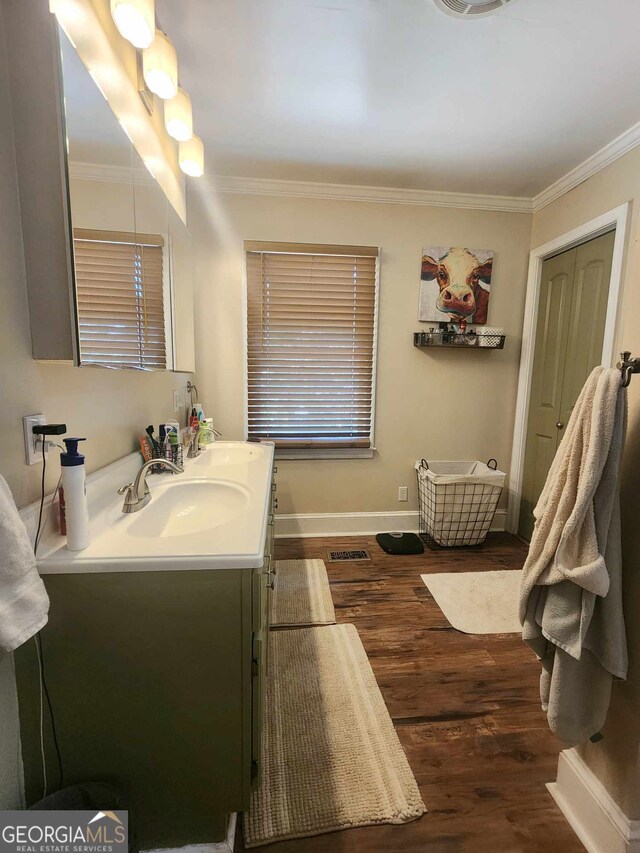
[[73, 228, 168, 369], [245, 241, 379, 451]]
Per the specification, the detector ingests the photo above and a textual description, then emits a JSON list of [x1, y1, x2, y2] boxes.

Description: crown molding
[[212, 175, 533, 213], [68, 161, 158, 187], [73, 119, 640, 218], [533, 121, 640, 213]]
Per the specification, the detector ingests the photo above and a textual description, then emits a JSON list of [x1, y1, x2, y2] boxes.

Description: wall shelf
[[413, 331, 506, 350]]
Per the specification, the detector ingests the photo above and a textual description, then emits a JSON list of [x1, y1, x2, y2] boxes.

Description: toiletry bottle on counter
[[60, 438, 89, 551], [199, 417, 216, 449]]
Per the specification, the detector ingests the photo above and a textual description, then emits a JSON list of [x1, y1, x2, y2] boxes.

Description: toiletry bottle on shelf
[[60, 438, 89, 551]]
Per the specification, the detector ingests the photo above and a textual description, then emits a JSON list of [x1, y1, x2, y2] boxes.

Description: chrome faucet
[[118, 458, 184, 513], [187, 425, 222, 458]]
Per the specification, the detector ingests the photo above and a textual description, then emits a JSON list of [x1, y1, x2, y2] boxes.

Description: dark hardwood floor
[[238, 532, 584, 853]]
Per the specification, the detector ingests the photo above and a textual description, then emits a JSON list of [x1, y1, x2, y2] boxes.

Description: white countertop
[[22, 442, 274, 574]]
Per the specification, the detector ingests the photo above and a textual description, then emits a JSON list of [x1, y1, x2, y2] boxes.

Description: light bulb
[[164, 88, 193, 142], [110, 0, 154, 49], [179, 135, 204, 177], [143, 29, 178, 100]]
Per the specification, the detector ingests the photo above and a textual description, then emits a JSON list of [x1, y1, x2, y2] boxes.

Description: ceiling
[[157, 0, 640, 198]]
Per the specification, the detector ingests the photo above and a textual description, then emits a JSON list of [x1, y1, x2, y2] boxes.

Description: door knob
[[556, 422, 564, 429]]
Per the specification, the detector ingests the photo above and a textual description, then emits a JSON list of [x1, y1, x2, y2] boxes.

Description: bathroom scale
[[376, 532, 424, 555]]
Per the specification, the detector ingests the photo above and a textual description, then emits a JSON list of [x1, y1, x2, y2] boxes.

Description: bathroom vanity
[[15, 442, 275, 849]]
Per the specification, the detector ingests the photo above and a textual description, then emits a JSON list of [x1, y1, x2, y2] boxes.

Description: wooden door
[[518, 231, 614, 541]]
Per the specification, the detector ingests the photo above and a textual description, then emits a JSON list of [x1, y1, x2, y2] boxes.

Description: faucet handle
[[117, 483, 140, 512]]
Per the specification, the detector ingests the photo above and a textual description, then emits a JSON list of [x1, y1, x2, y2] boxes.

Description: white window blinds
[[74, 228, 167, 370], [246, 242, 379, 449]]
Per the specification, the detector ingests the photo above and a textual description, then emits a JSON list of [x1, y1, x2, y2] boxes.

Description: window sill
[[275, 447, 375, 460]]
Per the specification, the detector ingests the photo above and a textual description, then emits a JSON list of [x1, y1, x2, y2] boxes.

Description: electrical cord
[[34, 442, 63, 555], [35, 633, 64, 791], [35, 633, 47, 799], [33, 439, 47, 553], [33, 439, 65, 795]]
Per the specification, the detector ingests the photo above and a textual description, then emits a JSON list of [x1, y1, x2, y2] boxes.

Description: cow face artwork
[[418, 246, 493, 325]]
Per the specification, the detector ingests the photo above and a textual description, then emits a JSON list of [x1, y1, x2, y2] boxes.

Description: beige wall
[[190, 189, 532, 516], [532, 147, 640, 818]]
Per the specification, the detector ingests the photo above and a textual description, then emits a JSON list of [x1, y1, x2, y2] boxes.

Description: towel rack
[[618, 351, 640, 387]]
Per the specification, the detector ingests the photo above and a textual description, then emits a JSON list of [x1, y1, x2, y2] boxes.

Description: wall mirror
[[57, 26, 194, 372]]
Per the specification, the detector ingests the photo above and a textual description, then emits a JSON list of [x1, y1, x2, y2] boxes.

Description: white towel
[[519, 367, 627, 746], [0, 475, 49, 652]]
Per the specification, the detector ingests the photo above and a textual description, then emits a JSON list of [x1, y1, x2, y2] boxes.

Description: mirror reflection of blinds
[[245, 242, 378, 449], [73, 229, 167, 370]]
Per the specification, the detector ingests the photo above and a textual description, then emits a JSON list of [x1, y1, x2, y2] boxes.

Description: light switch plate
[[23, 414, 46, 465]]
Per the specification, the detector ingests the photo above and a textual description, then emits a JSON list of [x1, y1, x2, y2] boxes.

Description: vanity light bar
[[53, 0, 204, 177], [109, 2, 204, 176]]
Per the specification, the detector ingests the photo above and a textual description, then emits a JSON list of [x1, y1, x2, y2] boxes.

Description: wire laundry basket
[[415, 458, 505, 547]]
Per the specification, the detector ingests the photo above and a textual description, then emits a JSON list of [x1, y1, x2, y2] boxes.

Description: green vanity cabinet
[[14, 491, 275, 849]]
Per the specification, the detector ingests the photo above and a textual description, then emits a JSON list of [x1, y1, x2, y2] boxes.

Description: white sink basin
[[127, 479, 250, 539], [191, 443, 263, 467]]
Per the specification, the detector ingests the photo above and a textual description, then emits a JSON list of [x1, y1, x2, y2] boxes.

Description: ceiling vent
[[433, 0, 518, 18]]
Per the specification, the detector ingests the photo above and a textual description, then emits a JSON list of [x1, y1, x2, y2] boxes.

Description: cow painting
[[418, 246, 494, 325]]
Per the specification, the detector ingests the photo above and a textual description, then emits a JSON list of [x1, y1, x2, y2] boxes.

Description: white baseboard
[[547, 750, 640, 853], [144, 813, 236, 853], [274, 508, 507, 539]]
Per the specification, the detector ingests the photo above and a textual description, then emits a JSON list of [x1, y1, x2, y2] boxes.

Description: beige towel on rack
[[519, 366, 627, 746], [0, 475, 49, 652]]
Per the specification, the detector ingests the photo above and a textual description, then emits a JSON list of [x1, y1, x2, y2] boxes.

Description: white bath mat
[[421, 570, 522, 634], [271, 559, 336, 627]]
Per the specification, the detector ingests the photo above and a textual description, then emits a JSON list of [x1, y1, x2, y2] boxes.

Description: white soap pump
[[60, 437, 89, 551]]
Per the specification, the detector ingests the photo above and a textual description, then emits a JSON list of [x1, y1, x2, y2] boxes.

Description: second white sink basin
[[127, 479, 250, 539], [191, 443, 263, 467]]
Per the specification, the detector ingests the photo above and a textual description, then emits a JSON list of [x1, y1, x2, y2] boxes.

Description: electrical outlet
[[23, 414, 46, 465], [172, 390, 180, 413], [397, 485, 408, 502]]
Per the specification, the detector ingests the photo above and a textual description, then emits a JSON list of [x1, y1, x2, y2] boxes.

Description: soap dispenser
[[60, 438, 89, 551]]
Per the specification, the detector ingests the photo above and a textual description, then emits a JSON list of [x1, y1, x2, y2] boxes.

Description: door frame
[[506, 202, 630, 534]]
